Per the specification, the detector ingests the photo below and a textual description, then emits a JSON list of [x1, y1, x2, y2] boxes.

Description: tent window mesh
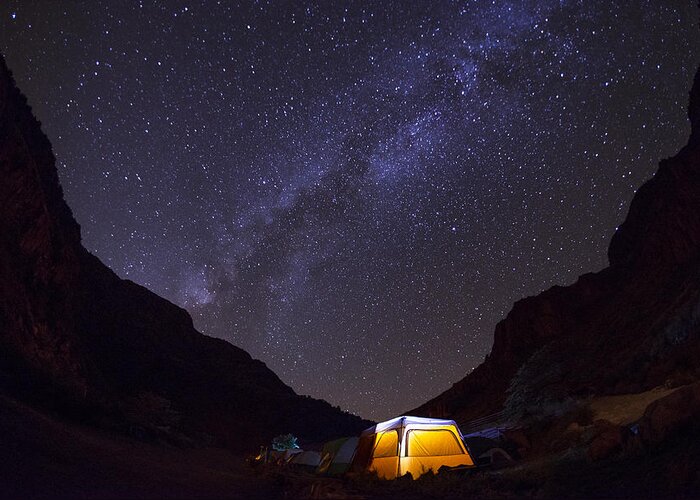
[[372, 430, 399, 458], [406, 429, 464, 457]]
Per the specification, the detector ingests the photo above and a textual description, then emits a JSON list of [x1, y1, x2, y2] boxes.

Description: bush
[[271, 433, 299, 451]]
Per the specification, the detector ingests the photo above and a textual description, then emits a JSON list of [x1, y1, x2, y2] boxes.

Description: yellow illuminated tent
[[350, 416, 474, 479]]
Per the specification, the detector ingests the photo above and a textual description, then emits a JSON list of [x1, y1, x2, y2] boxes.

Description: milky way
[[1, 1, 698, 420]]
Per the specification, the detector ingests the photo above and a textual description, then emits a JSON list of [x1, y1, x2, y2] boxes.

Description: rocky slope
[[0, 54, 369, 451], [413, 64, 700, 424]]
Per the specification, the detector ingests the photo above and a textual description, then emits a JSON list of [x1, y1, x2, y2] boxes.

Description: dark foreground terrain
[[0, 394, 261, 500], [2, 387, 698, 499]]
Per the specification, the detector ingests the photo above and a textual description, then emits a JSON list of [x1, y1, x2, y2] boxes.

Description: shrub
[[271, 433, 299, 451]]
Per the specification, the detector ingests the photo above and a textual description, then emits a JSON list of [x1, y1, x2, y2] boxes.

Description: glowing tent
[[317, 436, 359, 476], [350, 416, 474, 479]]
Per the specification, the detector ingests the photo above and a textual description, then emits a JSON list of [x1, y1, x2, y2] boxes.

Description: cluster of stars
[[1, 1, 698, 420]]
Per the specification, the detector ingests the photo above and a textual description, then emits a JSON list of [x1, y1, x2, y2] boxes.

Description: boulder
[[638, 382, 700, 445], [587, 420, 626, 462]]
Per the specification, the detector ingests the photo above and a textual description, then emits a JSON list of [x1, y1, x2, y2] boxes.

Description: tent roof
[[334, 436, 359, 462], [362, 415, 459, 435], [322, 437, 352, 454], [290, 450, 321, 466]]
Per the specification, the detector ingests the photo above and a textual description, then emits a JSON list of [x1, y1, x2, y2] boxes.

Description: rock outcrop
[[412, 62, 700, 424], [0, 54, 369, 451], [638, 382, 700, 446]]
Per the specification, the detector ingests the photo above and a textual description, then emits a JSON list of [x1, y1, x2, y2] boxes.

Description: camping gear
[[268, 448, 302, 465], [463, 435, 514, 467], [317, 436, 359, 476], [350, 416, 475, 479], [288, 450, 322, 471]]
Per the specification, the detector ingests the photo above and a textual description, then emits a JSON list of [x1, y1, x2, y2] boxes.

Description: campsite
[[249, 416, 481, 498], [254, 417, 478, 480], [241, 387, 700, 498]]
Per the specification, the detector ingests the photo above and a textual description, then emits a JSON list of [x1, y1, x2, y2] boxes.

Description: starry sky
[[1, 1, 698, 421]]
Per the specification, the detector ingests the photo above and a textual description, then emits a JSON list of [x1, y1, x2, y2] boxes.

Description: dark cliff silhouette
[[412, 63, 700, 424], [0, 54, 369, 452]]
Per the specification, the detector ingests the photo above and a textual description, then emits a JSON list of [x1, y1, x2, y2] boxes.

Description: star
[[1, 0, 698, 420]]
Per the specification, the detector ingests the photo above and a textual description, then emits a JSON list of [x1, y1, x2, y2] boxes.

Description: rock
[[566, 422, 583, 434], [587, 420, 626, 462], [0, 54, 370, 451], [411, 62, 700, 426], [639, 382, 700, 445], [503, 429, 530, 451], [689, 60, 700, 150]]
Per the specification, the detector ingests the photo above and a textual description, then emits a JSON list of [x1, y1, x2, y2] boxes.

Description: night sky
[[1, 2, 698, 421]]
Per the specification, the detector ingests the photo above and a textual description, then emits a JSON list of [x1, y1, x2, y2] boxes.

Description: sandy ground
[[589, 385, 683, 425]]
